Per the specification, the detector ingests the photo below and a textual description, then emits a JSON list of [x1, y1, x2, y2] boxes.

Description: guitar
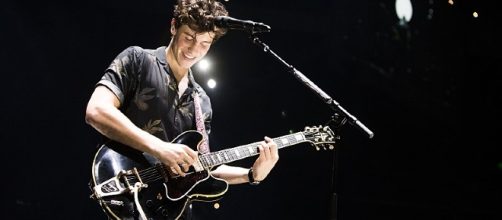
[[90, 126, 337, 220]]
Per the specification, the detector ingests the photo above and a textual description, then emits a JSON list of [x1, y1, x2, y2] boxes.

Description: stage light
[[448, 0, 454, 5], [207, 79, 217, 89], [395, 0, 413, 24], [473, 12, 479, 18], [197, 59, 211, 72]]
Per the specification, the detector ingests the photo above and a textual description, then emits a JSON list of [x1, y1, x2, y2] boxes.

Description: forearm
[[211, 164, 250, 185]]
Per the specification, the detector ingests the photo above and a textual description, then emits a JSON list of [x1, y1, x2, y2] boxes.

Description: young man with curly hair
[[86, 0, 278, 219]]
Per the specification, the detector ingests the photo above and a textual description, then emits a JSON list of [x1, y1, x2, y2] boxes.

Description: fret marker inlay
[[295, 134, 303, 141], [281, 138, 289, 145]]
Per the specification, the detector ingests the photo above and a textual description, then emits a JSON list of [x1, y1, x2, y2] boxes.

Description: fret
[[206, 155, 213, 166], [227, 149, 236, 161], [211, 154, 218, 164], [280, 138, 289, 145], [205, 155, 211, 166], [197, 132, 308, 168], [242, 146, 249, 157], [237, 147, 245, 158], [287, 135, 298, 145], [273, 136, 288, 148], [247, 146, 254, 154], [205, 154, 213, 167], [204, 155, 210, 167], [219, 152, 227, 163], [249, 144, 257, 155], [199, 155, 206, 167], [294, 133, 303, 141]]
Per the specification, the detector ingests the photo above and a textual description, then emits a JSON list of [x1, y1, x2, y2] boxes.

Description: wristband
[[248, 168, 260, 185]]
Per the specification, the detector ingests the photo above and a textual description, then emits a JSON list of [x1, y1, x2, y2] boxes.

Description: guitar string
[[122, 133, 307, 183]]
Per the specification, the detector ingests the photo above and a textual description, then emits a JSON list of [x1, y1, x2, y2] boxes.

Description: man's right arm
[[85, 86, 197, 175]]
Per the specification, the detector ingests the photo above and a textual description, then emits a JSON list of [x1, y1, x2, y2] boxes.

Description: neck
[[165, 45, 188, 83]]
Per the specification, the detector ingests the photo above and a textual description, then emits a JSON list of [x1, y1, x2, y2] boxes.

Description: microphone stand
[[249, 34, 374, 220]]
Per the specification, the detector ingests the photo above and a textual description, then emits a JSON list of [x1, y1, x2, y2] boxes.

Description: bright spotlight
[[395, 0, 413, 23], [207, 79, 217, 89], [198, 59, 211, 72]]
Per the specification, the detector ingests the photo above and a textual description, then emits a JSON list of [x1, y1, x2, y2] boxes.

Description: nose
[[187, 39, 199, 51]]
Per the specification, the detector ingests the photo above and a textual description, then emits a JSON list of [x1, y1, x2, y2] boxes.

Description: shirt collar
[[154, 46, 168, 65], [154, 46, 203, 94]]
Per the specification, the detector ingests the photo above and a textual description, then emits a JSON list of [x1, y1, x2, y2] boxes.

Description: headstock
[[303, 125, 339, 151]]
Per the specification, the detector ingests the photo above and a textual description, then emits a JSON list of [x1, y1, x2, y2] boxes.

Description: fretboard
[[198, 132, 306, 168]]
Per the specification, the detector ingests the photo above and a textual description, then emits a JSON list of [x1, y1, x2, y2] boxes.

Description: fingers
[[176, 144, 197, 166], [170, 163, 185, 176], [265, 136, 279, 160], [180, 162, 190, 172], [261, 137, 278, 161], [182, 145, 199, 163], [176, 146, 197, 175], [260, 141, 271, 160], [165, 144, 199, 177], [264, 136, 273, 144], [180, 152, 195, 166]]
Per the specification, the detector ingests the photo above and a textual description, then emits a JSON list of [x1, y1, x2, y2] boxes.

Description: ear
[[170, 18, 177, 35]]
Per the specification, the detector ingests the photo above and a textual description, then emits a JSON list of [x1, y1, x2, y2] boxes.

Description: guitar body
[[91, 131, 229, 220]]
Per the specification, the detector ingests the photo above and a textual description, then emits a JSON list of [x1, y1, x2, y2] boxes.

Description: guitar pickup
[[102, 199, 125, 207]]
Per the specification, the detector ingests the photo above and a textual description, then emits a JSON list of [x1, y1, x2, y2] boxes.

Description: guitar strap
[[193, 92, 210, 154]]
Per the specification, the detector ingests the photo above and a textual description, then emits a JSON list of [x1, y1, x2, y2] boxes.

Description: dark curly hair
[[173, 0, 229, 41]]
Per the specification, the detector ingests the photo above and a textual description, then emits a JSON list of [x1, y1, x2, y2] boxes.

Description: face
[[169, 24, 215, 69]]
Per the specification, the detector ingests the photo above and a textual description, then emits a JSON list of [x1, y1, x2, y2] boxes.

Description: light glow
[[197, 59, 211, 72], [207, 79, 217, 89], [395, 0, 413, 22]]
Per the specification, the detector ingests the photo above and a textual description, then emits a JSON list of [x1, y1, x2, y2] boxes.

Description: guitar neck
[[198, 132, 306, 168]]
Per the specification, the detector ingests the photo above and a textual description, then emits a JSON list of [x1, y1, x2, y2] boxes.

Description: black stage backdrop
[[1, 0, 501, 219]]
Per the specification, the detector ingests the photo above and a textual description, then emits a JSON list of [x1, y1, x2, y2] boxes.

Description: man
[[85, 0, 278, 219]]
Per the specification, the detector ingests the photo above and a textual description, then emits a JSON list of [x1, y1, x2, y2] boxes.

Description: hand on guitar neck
[[250, 136, 279, 182]]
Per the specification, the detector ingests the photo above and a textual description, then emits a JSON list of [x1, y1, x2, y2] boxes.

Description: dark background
[[2, 0, 501, 219]]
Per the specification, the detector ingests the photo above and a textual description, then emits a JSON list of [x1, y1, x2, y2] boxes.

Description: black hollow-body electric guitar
[[90, 126, 336, 220]]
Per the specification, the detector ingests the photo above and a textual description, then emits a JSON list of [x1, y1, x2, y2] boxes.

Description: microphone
[[213, 16, 271, 33]]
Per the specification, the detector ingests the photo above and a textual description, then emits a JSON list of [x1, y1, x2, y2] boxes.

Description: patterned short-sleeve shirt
[[97, 46, 212, 143]]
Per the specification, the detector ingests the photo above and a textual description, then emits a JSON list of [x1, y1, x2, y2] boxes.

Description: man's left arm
[[211, 137, 279, 184]]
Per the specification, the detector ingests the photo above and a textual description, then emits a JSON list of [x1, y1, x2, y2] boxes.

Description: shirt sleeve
[[97, 46, 143, 104]]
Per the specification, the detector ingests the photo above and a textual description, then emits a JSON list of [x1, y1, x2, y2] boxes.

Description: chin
[[177, 58, 197, 69], [181, 62, 195, 69]]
